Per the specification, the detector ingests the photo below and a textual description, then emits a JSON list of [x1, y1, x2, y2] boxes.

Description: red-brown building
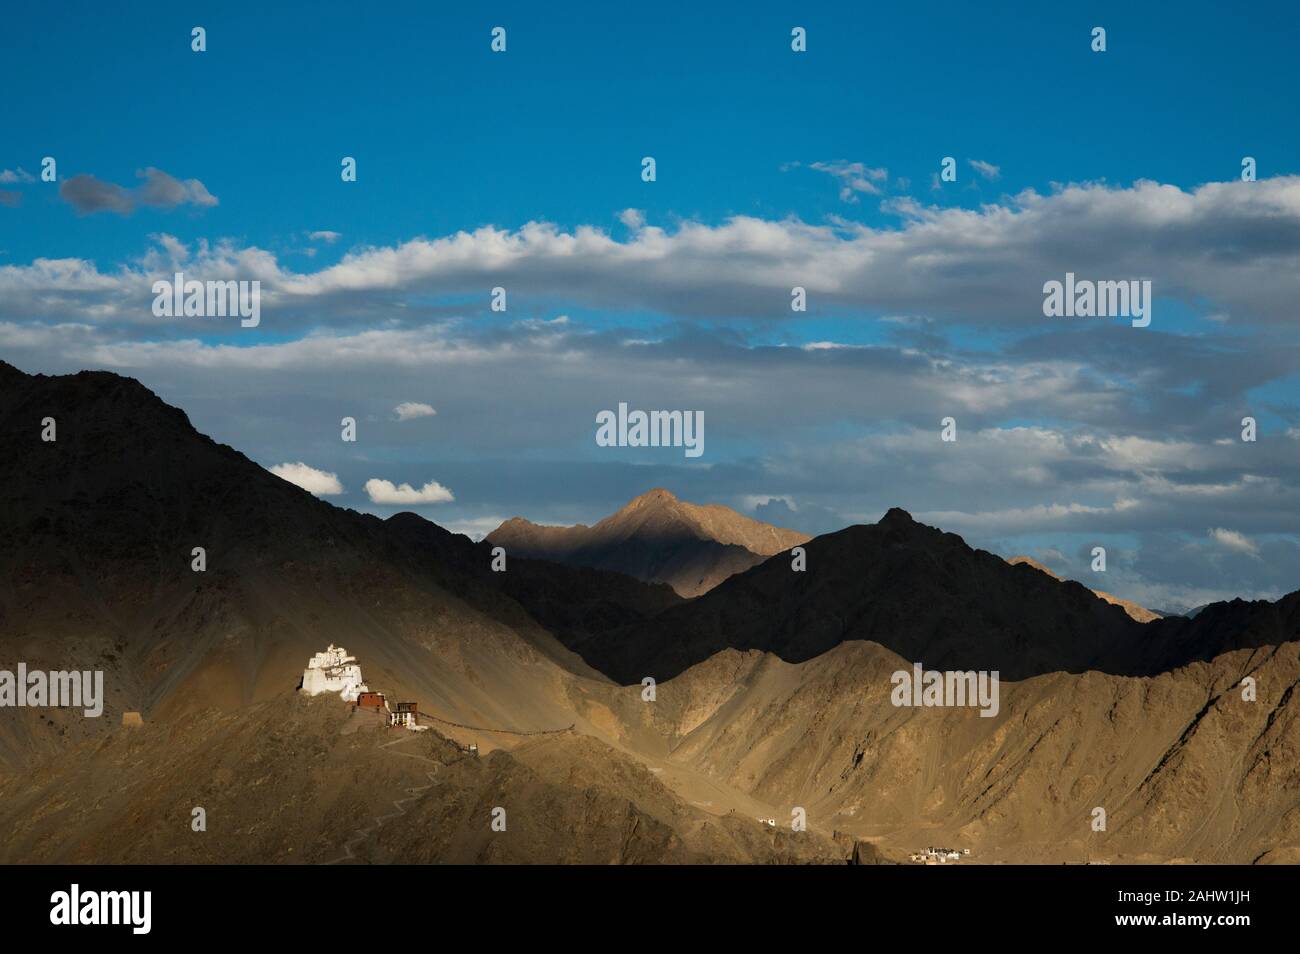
[[356, 691, 388, 711]]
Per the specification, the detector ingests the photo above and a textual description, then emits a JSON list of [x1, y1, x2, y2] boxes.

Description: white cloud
[[806, 160, 888, 202], [1208, 527, 1260, 556], [268, 461, 344, 496], [309, 230, 342, 243], [618, 208, 645, 229], [0, 168, 35, 184], [968, 159, 1001, 181], [365, 477, 454, 505], [394, 401, 436, 421]]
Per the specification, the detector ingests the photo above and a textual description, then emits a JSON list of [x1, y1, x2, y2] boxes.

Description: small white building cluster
[[909, 846, 970, 864], [390, 701, 429, 731], [300, 646, 431, 734], [300, 644, 369, 702]]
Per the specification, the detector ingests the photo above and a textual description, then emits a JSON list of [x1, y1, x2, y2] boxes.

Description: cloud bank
[[3, 176, 1298, 329]]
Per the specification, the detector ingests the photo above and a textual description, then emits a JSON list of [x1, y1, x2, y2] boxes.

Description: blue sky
[[3, 0, 1299, 612], [7, 1, 1297, 265]]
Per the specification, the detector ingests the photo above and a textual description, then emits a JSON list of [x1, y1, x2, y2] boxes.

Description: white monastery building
[[300, 644, 369, 702]]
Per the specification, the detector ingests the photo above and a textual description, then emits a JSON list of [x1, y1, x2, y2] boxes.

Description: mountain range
[[1, 360, 1297, 865]]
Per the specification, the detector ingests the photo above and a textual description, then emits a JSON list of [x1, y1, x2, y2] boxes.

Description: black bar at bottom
[[0, 863, 1286, 941]]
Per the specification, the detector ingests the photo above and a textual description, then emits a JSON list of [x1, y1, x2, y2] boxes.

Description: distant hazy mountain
[[487, 488, 810, 597], [1006, 555, 1161, 623]]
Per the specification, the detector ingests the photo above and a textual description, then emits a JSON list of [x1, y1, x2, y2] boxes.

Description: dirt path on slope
[[319, 734, 444, 865]]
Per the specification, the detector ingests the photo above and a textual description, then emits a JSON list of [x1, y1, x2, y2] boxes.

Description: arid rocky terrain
[[1, 361, 1297, 864]]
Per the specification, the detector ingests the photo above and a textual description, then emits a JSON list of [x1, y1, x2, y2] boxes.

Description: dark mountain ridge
[[567, 508, 1300, 684]]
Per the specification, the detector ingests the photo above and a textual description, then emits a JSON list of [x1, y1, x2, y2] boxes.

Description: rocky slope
[[0, 693, 847, 864], [628, 638, 1300, 863]]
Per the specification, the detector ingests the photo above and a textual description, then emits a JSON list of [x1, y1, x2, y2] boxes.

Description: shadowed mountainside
[[1007, 555, 1161, 623], [0, 362, 676, 769], [562, 510, 1299, 685]]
